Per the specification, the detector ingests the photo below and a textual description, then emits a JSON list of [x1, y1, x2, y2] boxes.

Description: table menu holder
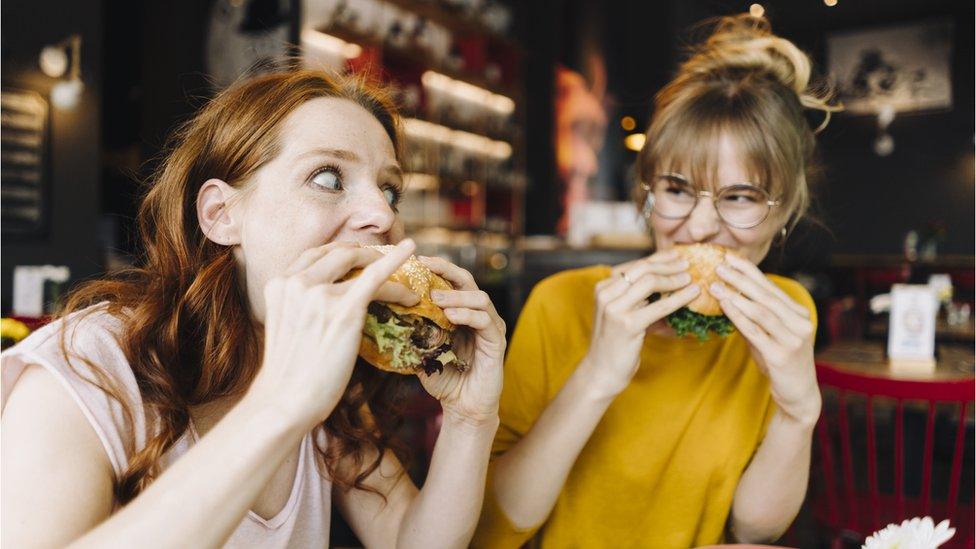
[[887, 283, 938, 374]]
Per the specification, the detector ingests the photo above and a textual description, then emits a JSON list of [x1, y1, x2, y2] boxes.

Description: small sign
[[887, 284, 938, 367], [12, 265, 70, 317], [1, 88, 49, 234]]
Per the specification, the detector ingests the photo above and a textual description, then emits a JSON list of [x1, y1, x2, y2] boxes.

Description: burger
[[664, 243, 736, 341], [347, 245, 467, 375]]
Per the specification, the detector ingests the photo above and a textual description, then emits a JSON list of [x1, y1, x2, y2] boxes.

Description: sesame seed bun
[[360, 245, 454, 331]]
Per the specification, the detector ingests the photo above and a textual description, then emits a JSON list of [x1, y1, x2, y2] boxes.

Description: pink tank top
[[1, 305, 332, 548]]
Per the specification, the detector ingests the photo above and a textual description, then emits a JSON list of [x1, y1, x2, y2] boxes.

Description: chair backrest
[[825, 296, 863, 342], [812, 361, 974, 547]]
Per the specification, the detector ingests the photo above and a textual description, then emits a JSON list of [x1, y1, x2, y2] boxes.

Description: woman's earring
[[777, 227, 788, 244], [642, 192, 654, 220]]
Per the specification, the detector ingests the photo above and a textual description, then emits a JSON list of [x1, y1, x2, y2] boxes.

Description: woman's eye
[[723, 189, 762, 203], [382, 186, 402, 209], [310, 169, 342, 190]]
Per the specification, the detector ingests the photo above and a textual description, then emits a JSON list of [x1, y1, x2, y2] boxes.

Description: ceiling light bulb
[[39, 45, 69, 78]]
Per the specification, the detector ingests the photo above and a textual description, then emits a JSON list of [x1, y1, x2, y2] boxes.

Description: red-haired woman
[[1, 71, 505, 548]]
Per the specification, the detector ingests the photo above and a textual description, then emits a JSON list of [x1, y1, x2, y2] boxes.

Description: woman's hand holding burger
[[419, 256, 506, 427], [248, 240, 419, 431], [709, 253, 821, 426], [579, 250, 701, 399]]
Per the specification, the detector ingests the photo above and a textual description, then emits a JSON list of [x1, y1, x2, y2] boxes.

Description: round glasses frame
[[639, 173, 782, 229]]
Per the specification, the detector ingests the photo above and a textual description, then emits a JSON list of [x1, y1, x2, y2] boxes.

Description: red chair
[[825, 296, 863, 342], [811, 362, 974, 548]]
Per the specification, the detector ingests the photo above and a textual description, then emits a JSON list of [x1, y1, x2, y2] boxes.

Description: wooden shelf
[[383, 0, 523, 53], [318, 25, 520, 99]]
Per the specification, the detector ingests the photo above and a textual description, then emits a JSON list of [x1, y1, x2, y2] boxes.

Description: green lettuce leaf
[[665, 307, 735, 341], [364, 314, 420, 370]]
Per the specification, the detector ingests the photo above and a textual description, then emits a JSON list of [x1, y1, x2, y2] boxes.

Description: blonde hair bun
[[681, 14, 840, 130]]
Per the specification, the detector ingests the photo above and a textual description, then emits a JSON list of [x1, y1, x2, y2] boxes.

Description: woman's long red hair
[[58, 69, 408, 504]]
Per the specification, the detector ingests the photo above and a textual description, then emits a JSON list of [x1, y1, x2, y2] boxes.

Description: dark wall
[[521, 0, 560, 235], [758, 0, 975, 256], [1, 0, 104, 312], [524, 0, 974, 258], [100, 0, 215, 258]]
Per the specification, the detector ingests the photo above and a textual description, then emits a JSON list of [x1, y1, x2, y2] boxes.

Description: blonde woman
[[474, 15, 838, 548]]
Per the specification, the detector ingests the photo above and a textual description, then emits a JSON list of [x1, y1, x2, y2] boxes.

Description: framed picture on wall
[[827, 19, 953, 115], [1, 88, 49, 235]]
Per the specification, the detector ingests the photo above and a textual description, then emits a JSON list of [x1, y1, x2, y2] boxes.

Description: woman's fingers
[[420, 259, 505, 333], [715, 264, 806, 327], [623, 259, 689, 280], [432, 289, 505, 334], [717, 288, 796, 343], [443, 307, 494, 331], [718, 296, 778, 352], [601, 256, 688, 306], [431, 289, 492, 311], [372, 281, 421, 307], [595, 274, 632, 304], [711, 279, 810, 338], [612, 271, 692, 310], [610, 249, 683, 277], [299, 245, 386, 285], [443, 307, 506, 349], [417, 255, 478, 291], [632, 284, 701, 327], [345, 240, 416, 305], [721, 254, 809, 318]]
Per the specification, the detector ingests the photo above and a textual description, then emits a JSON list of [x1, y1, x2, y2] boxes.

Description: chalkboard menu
[[2, 88, 48, 235]]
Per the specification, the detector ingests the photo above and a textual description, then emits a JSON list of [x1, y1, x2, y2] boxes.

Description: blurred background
[[1, 0, 973, 547]]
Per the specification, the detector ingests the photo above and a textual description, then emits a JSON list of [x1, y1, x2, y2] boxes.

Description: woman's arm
[[490, 254, 698, 530], [335, 254, 518, 548], [334, 414, 498, 549], [729, 410, 816, 542], [2, 364, 306, 549], [2, 242, 418, 549], [711, 253, 822, 543], [489, 360, 618, 529]]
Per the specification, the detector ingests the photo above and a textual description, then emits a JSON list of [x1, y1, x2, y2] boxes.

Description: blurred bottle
[[903, 230, 919, 262]]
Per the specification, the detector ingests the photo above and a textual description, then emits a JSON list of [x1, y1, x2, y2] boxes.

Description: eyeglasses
[[640, 173, 781, 229]]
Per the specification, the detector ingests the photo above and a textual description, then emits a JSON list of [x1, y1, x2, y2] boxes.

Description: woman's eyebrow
[[295, 147, 362, 162], [660, 171, 689, 181], [381, 164, 403, 178]]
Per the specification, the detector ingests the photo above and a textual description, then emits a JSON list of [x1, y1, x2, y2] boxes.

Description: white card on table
[[887, 283, 938, 367]]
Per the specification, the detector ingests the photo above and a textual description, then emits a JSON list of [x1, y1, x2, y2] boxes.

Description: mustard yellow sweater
[[472, 265, 816, 548]]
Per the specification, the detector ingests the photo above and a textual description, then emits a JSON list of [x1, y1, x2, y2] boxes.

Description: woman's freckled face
[[228, 97, 406, 321]]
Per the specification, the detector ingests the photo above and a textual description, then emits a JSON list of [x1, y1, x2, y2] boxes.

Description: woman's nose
[[347, 187, 396, 235], [685, 196, 722, 242]]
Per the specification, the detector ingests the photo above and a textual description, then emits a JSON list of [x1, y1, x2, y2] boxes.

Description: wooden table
[[816, 340, 975, 381]]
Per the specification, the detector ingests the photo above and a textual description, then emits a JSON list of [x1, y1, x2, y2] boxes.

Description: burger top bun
[[672, 243, 729, 317], [356, 244, 455, 330]]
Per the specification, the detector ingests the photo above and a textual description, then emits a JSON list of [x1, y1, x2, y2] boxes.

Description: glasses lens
[[716, 185, 771, 227], [651, 176, 697, 219]]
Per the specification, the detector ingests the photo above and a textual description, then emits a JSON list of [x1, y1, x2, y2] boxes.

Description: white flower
[[862, 517, 956, 549]]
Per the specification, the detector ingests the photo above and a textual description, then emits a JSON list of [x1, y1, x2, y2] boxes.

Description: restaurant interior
[[1, 0, 973, 547]]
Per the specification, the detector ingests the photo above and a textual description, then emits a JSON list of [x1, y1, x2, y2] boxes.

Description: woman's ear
[[197, 178, 242, 246]]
